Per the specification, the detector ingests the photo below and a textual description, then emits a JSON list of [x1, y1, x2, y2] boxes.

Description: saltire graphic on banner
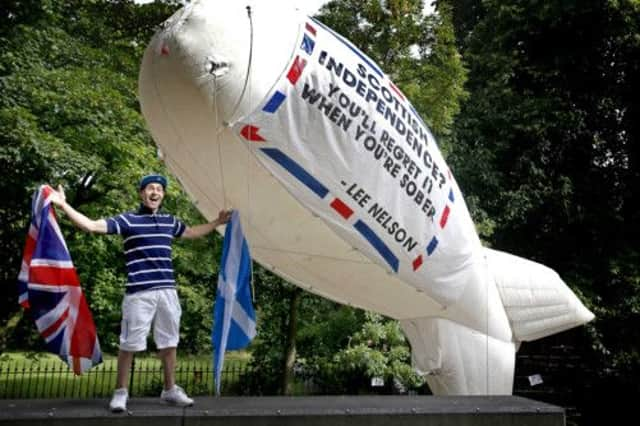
[[212, 210, 256, 395], [17, 185, 102, 375]]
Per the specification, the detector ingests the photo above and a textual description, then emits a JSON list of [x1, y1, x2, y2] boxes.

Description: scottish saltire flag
[[18, 185, 102, 374], [212, 210, 256, 395]]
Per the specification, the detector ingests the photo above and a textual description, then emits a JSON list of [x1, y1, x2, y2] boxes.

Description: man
[[50, 174, 231, 412]]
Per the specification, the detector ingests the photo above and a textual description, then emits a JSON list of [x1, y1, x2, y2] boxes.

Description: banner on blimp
[[233, 18, 480, 306]]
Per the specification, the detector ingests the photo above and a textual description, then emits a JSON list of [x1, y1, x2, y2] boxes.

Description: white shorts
[[119, 288, 181, 352]]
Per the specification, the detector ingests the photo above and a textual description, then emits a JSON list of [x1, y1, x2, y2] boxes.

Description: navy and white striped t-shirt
[[106, 208, 186, 294]]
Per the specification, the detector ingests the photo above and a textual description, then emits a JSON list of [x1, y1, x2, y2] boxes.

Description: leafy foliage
[[303, 312, 425, 394], [317, 0, 467, 144], [445, 0, 640, 421], [241, 266, 297, 395], [0, 0, 223, 355]]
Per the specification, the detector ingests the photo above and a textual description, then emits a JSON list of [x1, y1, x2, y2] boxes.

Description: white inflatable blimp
[[139, 0, 594, 395]]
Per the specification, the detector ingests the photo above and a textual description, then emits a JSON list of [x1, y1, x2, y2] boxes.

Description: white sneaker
[[109, 388, 128, 413], [160, 385, 194, 407]]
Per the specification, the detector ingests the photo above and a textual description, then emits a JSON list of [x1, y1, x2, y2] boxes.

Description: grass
[[0, 351, 251, 398]]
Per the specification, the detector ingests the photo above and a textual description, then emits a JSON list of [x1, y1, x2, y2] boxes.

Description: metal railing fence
[[0, 349, 587, 405], [0, 357, 249, 398]]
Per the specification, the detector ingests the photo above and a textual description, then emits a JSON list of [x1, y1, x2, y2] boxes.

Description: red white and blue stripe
[[261, 21, 317, 114], [18, 185, 102, 374], [259, 147, 400, 273]]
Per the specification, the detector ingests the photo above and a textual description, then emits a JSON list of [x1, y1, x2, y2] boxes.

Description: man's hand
[[216, 209, 233, 226], [50, 184, 67, 206]]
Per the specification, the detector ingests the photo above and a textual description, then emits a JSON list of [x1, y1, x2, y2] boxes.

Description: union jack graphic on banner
[[18, 185, 102, 374]]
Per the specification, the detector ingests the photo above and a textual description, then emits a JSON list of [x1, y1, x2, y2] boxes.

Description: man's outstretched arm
[[182, 209, 232, 239], [50, 185, 108, 234]]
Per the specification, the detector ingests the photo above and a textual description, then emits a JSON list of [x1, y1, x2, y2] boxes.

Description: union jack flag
[[18, 185, 102, 374]]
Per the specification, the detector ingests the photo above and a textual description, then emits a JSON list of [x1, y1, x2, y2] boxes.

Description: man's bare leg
[[159, 347, 176, 390], [110, 350, 134, 412], [116, 350, 135, 389]]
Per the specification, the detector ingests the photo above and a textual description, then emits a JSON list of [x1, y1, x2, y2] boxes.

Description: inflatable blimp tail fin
[[485, 248, 594, 342]]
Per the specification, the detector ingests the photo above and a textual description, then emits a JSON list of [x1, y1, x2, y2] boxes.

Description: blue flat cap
[[139, 174, 167, 190]]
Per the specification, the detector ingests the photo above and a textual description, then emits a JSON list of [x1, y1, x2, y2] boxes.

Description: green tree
[[245, 265, 366, 395], [445, 0, 640, 422], [317, 0, 467, 143], [242, 266, 298, 395], [0, 0, 221, 356], [303, 312, 425, 395]]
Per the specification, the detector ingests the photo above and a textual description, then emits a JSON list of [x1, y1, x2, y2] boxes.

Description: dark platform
[[0, 395, 564, 426]]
